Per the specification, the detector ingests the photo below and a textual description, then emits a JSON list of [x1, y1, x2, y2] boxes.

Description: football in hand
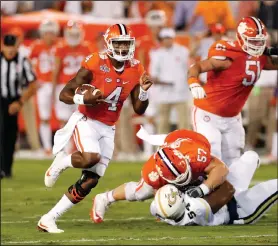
[[75, 84, 103, 105]]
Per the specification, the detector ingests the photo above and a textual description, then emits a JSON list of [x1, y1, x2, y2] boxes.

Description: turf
[[1, 160, 277, 245]]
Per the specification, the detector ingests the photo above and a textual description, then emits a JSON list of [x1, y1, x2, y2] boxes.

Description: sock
[[60, 154, 73, 168], [40, 122, 52, 151], [107, 190, 115, 203], [47, 195, 75, 221], [64, 139, 73, 155]]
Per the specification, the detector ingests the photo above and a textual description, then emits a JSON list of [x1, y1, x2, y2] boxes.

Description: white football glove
[[189, 83, 206, 99]]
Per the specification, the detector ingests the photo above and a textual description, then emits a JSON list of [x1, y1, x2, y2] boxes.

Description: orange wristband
[[188, 77, 200, 85]]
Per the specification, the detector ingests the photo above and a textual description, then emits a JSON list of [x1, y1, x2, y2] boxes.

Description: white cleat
[[37, 214, 64, 233], [44, 151, 68, 188], [90, 193, 110, 223]]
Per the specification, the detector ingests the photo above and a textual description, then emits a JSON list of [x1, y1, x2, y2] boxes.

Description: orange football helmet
[[236, 16, 267, 57], [103, 24, 135, 61], [154, 147, 192, 187], [64, 20, 84, 47]]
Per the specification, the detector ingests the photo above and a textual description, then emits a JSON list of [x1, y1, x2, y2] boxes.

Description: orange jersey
[[54, 41, 93, 84], [135, 35, 159, 72], [194, 40, 268, 117], [142, 129, 211, 190], [78, 53, 145, 126], [29, 40, 56, 83]]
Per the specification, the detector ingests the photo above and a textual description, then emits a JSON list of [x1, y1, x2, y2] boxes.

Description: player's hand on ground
[[189, 83, 206, 99], [8, 101, 22, 115], [186, 186, 204, 198], [140, 72, 153, 91]]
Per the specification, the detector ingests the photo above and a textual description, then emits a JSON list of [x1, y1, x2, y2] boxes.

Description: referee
[[0, 34, 37, 179]]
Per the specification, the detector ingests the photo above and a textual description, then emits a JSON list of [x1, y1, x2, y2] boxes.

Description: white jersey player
[[151, 179, 277, 226]]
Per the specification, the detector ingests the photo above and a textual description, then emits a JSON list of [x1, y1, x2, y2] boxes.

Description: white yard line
[[1, 217, 152, 224], [3, 234, 277, 244]]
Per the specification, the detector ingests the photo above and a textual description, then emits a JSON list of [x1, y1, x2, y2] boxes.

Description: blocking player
[[91, 128, 231, 223], [188, 16, 278, 167], [52, 20, 94, 128], [151, 179, 277, 226], [37, 24, 153, 233], [29, 19, 60, 155]]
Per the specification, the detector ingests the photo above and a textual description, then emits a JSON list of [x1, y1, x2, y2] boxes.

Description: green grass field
[[1, 160, 277, 245]]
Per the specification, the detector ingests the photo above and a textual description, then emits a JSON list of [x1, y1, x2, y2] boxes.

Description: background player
[[188, 16, 278, 167], [29, 19, 59, 155], [52, 20, 94, 130], [37, 24, 153, 233], [91, 128, 230, 223]]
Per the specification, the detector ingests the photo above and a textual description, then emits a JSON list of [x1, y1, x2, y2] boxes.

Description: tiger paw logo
[[148, 171, 159, 182]]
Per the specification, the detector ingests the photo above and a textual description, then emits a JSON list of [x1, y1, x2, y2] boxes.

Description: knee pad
[[124, 182, 138, 201], [68, 171, 100, 203]]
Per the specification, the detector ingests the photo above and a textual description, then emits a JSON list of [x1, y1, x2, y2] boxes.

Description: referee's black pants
[[1, 98, 18, 177]]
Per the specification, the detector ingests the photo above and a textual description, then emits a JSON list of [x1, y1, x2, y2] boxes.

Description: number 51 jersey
[[79, 53, 145, 125], [194, 40, 268, 117]]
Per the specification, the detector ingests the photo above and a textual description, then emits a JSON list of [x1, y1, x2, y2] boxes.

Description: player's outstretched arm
[[59, 67, 93, 104], [130, 72, 153, 115], [202, 156, 229, 192], [187, 58, 232, 99]]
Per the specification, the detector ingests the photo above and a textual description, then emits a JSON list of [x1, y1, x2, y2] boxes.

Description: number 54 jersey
[[194, 40, 268, 117], [79, 52, 145, 125]]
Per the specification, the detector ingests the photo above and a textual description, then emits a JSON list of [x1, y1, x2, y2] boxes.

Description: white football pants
[[192, 106, 245, 167], [234, 179, 278, 224]]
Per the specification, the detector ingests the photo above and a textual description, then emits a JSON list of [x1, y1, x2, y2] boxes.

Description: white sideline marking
[[1, 217, 152, 224], [3, 234, 277, 244]]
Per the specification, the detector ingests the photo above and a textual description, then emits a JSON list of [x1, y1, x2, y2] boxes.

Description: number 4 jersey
[[194, 40, 268, 117], [79, 52, 145, 125]]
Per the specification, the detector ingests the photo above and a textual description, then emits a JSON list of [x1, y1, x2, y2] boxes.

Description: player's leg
[[44, 118, 101, 188], [158, 103, 171, 134], [221, 115, 245, 167], [91, 178, 155, 223], [192, 106, 222, 159], [38, 170, 100, 233], [233, 179, 278, 225], [37, 83, 53, 154], [227, 151, 260, 195], [175, 101, 190, 129]]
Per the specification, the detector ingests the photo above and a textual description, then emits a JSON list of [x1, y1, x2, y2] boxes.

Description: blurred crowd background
[[1, 0, 277, 163]]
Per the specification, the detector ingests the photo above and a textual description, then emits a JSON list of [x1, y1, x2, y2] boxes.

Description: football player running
[[37, 24, 153, 233], [188, 17, 278, 167], [151, 179, 277, 226], [29, 20, 59, 155], [91, 127, 238, 223]]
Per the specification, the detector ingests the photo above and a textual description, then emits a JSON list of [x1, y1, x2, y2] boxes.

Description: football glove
[[189, 83, 206, 99], [186, 184, 210, 198]]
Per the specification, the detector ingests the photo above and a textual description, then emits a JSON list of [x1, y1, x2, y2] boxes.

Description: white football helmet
[[154, 184, 186, 221], [39, 19, 60, 36]]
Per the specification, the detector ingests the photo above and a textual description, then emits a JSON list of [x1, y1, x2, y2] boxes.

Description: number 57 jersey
[[79, 53, 145, 125], [195, 40, 268, 117]]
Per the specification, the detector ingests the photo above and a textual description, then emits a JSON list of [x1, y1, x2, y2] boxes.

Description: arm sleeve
[[22, 56, 36, 85]]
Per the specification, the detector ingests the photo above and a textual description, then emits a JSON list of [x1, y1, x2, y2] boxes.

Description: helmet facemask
[[238, 32, 267, 57], [105, 37, 135, 62]]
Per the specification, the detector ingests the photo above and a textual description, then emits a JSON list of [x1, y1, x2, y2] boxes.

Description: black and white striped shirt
[[1, 51, 36, 101]]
